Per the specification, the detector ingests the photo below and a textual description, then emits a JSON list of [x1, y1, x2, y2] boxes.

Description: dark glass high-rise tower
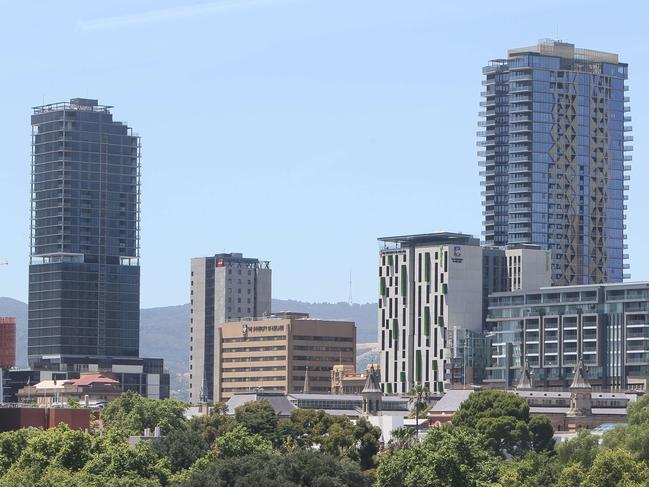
[[479, 40, 631, 285], [29, 98, 141, 367]]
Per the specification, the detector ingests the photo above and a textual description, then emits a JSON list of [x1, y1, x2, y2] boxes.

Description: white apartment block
[[377, 233, 551, 394]]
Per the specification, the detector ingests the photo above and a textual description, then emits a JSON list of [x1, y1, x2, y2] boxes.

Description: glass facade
[[28, 98, 141, 365], [480, 40, 631, 285], [486, 283, 649, 390]]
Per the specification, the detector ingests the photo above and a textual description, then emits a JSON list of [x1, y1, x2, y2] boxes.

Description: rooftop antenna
[[348, 271, 353, 306]]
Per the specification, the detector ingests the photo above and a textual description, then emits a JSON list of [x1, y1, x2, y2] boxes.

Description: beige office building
[[214, 313, 356, 403]]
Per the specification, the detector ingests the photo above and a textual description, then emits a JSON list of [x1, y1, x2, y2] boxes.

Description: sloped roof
[[34, 379, 70, 390], [430, 389, 473, 413], [71, 374, 119, 387], [516, 361, 533, 390], [362, 365, 382, 394], [570, 358, 592, 389], [226, 393, 297, 417]]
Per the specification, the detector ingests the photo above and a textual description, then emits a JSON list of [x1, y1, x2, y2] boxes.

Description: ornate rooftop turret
[[516, 360, 533, 390], [362, 364, 382, 394], [362, 365, 382, 416], [567, 357, 592, 417], [570, 357, 592, 390], [303, 366, 311, 394]]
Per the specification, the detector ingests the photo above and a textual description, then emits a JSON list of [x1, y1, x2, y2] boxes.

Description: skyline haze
[[1, 0, 648, 308]]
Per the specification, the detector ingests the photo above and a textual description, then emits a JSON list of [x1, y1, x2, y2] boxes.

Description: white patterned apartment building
[[377, 233, 551, 394]]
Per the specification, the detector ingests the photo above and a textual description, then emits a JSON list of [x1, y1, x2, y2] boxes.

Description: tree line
[[0, 389, 648, 486]]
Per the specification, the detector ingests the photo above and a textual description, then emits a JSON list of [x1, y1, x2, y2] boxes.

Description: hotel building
[[189, 253, 272, 403], [377, 232, 551, 393]]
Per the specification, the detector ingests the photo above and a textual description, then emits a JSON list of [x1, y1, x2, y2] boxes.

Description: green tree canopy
[[213, 424, 273, 458], [101, 390, 187, 436], [452, 390, 554, 457], [375, 425, 500, 487], [151, 426, 209, 472], [494, 451, 560, 487], [188, 402, 233, 445], [171, 450, 370, 487], [557, 429, 600, 468], [233, 399, 279, 443]]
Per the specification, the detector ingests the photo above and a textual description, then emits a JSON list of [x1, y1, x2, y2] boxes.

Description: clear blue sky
[[1, 0, 647, 307]]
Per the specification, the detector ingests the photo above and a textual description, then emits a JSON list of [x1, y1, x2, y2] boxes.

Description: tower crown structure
[[361, 365, 382, 416], [516, 360, 534, 390], [567, 357, 592, 417], [303, 366, 311, 394]]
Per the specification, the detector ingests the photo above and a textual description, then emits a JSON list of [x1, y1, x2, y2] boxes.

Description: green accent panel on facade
[[388, 255, 393, 267], [438, 382, 444, 393], [438, 316, 444, 327], [415, 350, 422, 382], [424, 307, 430, 336], [442, 283, 448, 294], [392, 319, 398, 338], [387, 383, 392, 393], [380, 277, 385, 296], [424, 253, 431, 282], [400, 265, 407, 296], [400, 371, 406, 383], [432, 360, 437, 371]]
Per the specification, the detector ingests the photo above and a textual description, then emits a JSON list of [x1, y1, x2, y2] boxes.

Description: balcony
[[510, 124, 532, 133], [510, 114, 532, 123]]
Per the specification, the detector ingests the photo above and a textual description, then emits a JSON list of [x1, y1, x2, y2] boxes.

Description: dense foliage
[[2, 389, 649, 486]]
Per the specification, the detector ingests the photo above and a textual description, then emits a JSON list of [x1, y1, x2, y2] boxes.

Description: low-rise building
[[0, 406, 90, 432], [17, 374, 121, 406], [213, 313, 356, 402], [427, 361, 636, 432], [331, 364, 379, 395], [486, 282, 649, 390]]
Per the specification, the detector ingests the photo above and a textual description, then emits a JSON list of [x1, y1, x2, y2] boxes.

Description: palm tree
[[388, 426, 417, 451], [408, 384, 431, 441]]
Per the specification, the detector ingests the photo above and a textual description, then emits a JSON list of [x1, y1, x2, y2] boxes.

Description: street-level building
[[17, 373, 121, 406], [189, 253, 272, 403], [479, 40, 631, 285], [377, 232, 551, 394], [486, 282, 649, 390], [213, 313, 355, 403], [331, 364, 381, 395]]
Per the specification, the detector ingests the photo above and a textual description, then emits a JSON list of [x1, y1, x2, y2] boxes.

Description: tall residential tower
[[29, 98, 168, 398], [30, 99, 141, 365], [189, 253, 272, 403], [479, 40, 631, 285]]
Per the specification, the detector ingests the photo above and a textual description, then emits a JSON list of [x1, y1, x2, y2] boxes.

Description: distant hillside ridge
[[0, 297, 378, 398]]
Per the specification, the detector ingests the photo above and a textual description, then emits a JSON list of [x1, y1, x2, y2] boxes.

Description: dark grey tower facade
[[29, 98, 141, 367]]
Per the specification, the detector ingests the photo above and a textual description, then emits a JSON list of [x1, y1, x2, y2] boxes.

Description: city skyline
[[1, 1, 648, 309]]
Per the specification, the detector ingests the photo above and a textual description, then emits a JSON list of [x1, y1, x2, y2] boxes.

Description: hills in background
[[0, 297, 379, 398]]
